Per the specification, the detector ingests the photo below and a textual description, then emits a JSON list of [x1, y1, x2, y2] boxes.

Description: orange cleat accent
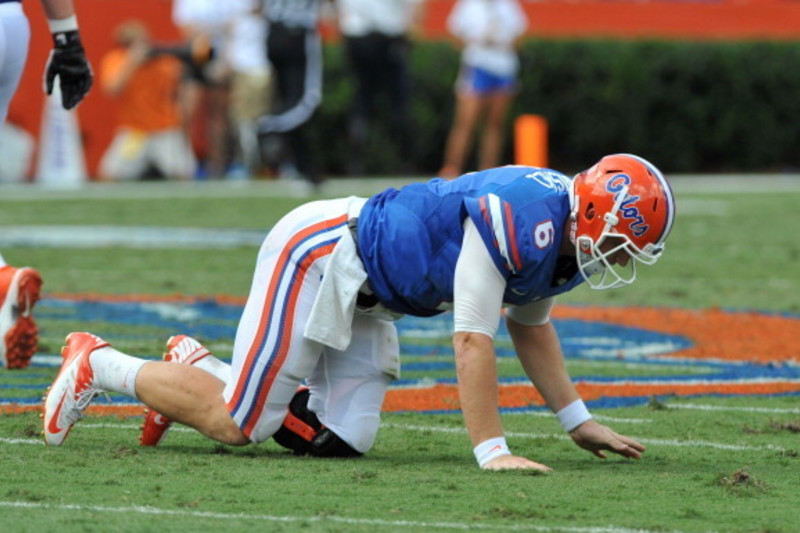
[[139, 335, 211, 446]]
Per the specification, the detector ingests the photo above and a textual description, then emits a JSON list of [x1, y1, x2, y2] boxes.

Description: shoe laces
[[74, 388, 101, 411], [71, 371, 107, 415], [66, 389, 111, 428]]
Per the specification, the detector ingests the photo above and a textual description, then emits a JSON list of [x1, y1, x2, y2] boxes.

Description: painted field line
[[0, 437, 43, 445], [505, 411, 652, 424], [0, 226, 265, 249], [80, 422, 193, 432], [79, 422, 196, 436], [384, 424, 789, 453], [0, 500, 693, 533], [592, 415, 651, 424], [666, 402, 800, 415]]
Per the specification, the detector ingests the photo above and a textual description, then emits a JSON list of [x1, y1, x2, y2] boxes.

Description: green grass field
[[0, 177, 799, 533]]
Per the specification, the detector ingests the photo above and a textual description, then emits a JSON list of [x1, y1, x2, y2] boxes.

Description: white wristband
[[556, 399, 592, 432], [473, 437, 511, 468], [48, 15, 78, 34]]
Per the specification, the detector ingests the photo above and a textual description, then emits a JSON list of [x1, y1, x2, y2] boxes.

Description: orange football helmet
[[570, 154, 675, 289]]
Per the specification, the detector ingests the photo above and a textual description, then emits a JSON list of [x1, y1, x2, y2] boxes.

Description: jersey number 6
[[534, 220, 555, 249]]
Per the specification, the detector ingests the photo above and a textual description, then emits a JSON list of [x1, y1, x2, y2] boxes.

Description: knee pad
[[272, 388, 362, 458]]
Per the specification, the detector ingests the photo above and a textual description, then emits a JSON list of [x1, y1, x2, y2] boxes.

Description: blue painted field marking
[[10, 296, 800, 411]]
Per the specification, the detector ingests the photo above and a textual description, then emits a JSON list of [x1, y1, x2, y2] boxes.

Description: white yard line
[[0, 226, 265, 249], [0, 437, 44, 445], [665, 402, 800, 415], [384, 424, 789, 453], [0, 500, 693, 533], [505, 410, 652, 424]]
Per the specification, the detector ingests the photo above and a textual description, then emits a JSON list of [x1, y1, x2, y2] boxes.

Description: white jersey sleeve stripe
[[487, 193, 516, 273]]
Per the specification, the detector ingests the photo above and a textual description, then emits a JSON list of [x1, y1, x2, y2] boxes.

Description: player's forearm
[[507, 318, 581, 412], [453, 331, 504, 446], [40, 0, 77, 21]]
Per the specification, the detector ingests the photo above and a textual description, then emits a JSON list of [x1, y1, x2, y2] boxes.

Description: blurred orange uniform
[[99, 49, 182, 132], [97, 20, 196, 180]]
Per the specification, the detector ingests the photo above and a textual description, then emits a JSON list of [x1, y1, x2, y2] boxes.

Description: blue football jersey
[[356, 166, 585, 317]]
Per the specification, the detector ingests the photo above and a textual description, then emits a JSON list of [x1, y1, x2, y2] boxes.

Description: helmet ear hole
[[584, 202, 595, 221]]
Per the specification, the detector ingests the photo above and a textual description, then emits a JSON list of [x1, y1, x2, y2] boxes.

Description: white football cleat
[[0, 266, 43, 369], [43, 332, 109, 446], [139, 335, 211, 446]]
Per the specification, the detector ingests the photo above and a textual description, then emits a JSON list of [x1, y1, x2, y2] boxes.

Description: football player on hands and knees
[[43, 154, 675, 471]]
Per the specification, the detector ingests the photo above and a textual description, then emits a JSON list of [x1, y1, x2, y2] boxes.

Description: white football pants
[[223, 198, 399, 453]]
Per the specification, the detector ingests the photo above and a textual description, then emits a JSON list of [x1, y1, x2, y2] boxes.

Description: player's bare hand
[[482, 454, 552, 471], [569, 419, 646, 460]]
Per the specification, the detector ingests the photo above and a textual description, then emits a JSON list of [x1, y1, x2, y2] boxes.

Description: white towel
[[303, 203, 368, 351]]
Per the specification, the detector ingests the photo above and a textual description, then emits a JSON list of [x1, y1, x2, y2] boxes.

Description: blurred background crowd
[[3, 0, 800, 186]]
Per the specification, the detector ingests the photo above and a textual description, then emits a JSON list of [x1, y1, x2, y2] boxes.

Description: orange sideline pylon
[[514, 114, 548, 168]]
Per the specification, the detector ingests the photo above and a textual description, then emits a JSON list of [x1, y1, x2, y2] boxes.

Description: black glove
[[44, 30, 93, 110]]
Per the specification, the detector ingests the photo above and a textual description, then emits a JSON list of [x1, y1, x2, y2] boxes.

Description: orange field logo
[[385, 305, 800, 413]]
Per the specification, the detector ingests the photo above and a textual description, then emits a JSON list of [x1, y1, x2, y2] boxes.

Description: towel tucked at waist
[[302, 196, 369, 350]]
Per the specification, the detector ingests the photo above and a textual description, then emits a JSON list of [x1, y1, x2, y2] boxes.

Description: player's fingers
[[62, 85, 76, 109], [593, 449, 607, 459], [607, 438, 642, 459], [63, 75, 91, 109], [64, 83, 84, 109], [619, 434, 646, 453], [617, 445, 641, 459]]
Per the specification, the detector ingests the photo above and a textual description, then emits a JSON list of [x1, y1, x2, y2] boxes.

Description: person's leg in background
[[383, 35, 415, 174], [263, 23, 322, 184], [150, 129, 198, 181], [344, 33, 379, 176], [439, 67, 485, 179], [205, 79, 234, 178], [477, 89, 514, 170], [97, 129, 151, 181]]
